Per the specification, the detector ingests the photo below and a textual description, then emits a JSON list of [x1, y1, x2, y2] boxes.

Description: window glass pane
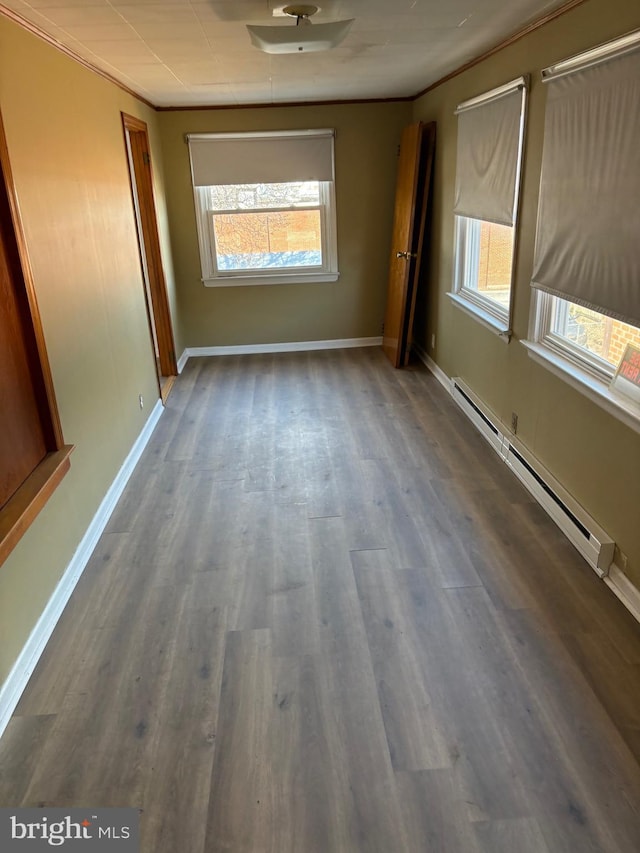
[[460, 217, 514, 309], [207, 181, 320, 211], [213, 209, 322, 271], [551, 298, 640, 369]]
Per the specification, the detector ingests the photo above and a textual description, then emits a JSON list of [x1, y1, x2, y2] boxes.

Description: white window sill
[[203, 271, 339, 287], [447, 291, 511, 341], [522, 340, 640, 435]]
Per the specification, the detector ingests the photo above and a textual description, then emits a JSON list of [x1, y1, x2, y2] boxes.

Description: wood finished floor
[[1, 347, 640, 852]]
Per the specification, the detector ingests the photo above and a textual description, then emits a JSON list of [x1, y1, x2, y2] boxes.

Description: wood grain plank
[[395, 769, 484, 853], [205, 629, 274, 853], [0, 714, 56, 805], [474, 817, 552, 853], [352, 549, 452, 771]]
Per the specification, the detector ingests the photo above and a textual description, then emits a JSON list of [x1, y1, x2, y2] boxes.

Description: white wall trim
[[0, 399, 164, 741], [412, 342, 452, 393], [412, 341, 640, 624], [605, 565, 640, 624], [183, 336, 383, 359], [176, 349, 189, 373]]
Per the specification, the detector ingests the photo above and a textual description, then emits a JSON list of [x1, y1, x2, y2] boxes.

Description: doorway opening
[[122, 113, 177, 402]]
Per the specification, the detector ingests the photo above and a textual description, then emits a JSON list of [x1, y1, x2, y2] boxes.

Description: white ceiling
[[1, 0, 569, 107]]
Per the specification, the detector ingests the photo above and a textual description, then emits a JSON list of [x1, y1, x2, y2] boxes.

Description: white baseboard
[[184, 336, 383, 359], [412, 342, 640, 625], [176, 349, 189, 373], [605, 565, 640, 623], [0, 400, 164, 741], [412, 342, 452, 393]]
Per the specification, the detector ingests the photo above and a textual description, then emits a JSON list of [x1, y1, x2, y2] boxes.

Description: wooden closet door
[[0, 191, 47, 508]]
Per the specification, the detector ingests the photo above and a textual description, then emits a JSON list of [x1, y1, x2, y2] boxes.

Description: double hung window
[[451, 77, 528, 335], [187, 129, 338, 286], [525, 30, 640, 429]]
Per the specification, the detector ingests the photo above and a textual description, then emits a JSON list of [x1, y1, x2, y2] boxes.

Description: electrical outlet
[[431, 333, 436, 350], [511, 412, 518, 433], [139, 395, 144, 410]]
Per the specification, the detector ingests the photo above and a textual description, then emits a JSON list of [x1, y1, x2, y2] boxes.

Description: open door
[[122, 113, 177, 402], [382, 121, 436, 368]]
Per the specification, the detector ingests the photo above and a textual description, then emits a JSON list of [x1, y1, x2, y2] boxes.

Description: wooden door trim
[[0, 448, 73, 567], [0, 115, 65, 448], [121, 113, 177, 380], [0, 110, 73, 568]]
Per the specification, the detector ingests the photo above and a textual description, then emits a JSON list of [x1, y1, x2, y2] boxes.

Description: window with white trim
[[187, 130, 339, 287], [450, 78, 528, 336], [525, 30, 640, 430]]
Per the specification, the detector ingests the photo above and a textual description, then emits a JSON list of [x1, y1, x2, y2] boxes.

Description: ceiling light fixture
[[246, 5, 354, 55]]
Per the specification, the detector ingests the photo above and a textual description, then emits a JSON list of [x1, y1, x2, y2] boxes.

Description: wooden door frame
[[0, 110, 73, 566], [121, 113, 177, 396]]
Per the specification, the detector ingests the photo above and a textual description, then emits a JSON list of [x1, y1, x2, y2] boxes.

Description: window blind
[[187, 130, 335, 187], [453, 79, 526, 227], [531, 36, 640, 327]]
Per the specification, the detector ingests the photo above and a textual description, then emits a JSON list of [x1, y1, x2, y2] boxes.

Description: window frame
[[449, 77, 528, 340], [524, 31, 640, 434], [188, 130, 339, 288], [525, 290, 640, 434], [195, 182, 338, 286], [450, 215, 517, 338]]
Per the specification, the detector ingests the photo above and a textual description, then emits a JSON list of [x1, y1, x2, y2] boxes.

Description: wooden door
[[382, 121, 436, 367], [122, 114, 177, 401]]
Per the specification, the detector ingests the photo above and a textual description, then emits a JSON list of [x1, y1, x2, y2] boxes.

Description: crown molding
[[2, 0, 590, 113], [0, 4, 154, 109], [413, 0, 588, 100]]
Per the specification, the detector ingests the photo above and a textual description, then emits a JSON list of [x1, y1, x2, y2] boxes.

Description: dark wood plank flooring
[[1, 347, 639, 852]]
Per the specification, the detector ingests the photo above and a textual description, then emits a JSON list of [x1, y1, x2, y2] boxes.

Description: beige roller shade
[[531, 39, 640, 326], [187, 130, 335, 187], [454, 80, 526, 227]]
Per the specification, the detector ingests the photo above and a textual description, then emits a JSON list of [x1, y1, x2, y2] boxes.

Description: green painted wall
[[412, 0, 640, 585], [158, 101, 412, 348], [0, 15, 178, 686]]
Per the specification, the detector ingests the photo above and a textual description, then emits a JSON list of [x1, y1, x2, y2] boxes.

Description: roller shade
[[531, 40, 640, 326], [454, 80, 526, 227], [187, 130, 335, 186]]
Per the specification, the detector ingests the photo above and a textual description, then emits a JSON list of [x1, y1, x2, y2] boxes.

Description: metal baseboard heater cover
[[451, 378, 615, 577]]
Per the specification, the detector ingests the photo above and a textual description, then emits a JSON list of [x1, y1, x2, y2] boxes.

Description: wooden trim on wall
[[413, 0, 589, 100], [0, 5, 154, 110], [0, 113, 64, 449], [155, 95, 414, 112], [122, 113, 177, 379], [1, 0, 591, 113], [121, 113, 148, 134], [0, 110, 74, 568], [0, 447, 73, 567]]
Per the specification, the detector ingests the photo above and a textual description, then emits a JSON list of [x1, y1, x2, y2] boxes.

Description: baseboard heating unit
[[451, 378, 615, 578]]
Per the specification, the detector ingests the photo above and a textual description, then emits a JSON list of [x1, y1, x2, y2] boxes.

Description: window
[[187, 130, 338, 286], [454, 217, 515, 313], [549, 299, 640, 377], [450, 77, 528, 336], [525, 30, 640, 430]]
